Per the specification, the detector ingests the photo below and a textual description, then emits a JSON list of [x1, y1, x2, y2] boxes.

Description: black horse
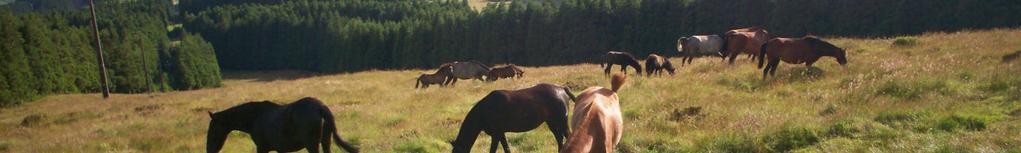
[[206, 97, 359, 153], [451, 84, 576, 153], [601, 51, 643, 75]]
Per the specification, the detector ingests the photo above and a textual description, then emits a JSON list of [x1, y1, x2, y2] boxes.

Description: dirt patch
[[134, 104, 164, 116], [1003, 50, 1021, 63], [20, 114, 46, 127], [1009, 109, 1021, 117]]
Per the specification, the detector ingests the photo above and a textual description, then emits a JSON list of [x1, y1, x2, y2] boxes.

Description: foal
[[602, 51, 643, 76], [644, 54, 675, 76]]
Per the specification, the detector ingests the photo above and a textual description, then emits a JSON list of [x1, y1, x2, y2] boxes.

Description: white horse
[[677, 35, 726, 66]]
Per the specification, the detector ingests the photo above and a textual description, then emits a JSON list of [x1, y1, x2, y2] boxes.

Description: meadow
[[1, 29, 1020, 153]]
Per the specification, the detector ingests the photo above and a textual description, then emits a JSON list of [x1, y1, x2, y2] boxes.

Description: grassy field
[[2, 29, 1021, 153]]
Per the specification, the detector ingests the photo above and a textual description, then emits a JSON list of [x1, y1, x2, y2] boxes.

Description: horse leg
[[547, 117, 569, 151], [322, 128, 333, 153], [604, 64, 613, 75], [489, 135, 500, 153], [620, 66, 628, 75], [490, 133, 510, 153], [769, 59, 781, 77]]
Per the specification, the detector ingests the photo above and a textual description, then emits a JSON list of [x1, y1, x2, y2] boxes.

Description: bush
[[761, 124, 820, 152], [936, 114, 994, 132]]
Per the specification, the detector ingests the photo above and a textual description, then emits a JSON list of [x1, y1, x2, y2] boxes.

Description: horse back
[[565, 87, 621, 153]]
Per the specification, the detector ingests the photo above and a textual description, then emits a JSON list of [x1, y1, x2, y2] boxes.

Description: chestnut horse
[[451, 84, 577, 153], [758, 36, 848, 78], [485, 65, 524, 81], [722, 27, 769, 64], [562, 74, 626, 153], [601, 51, 643, 75], [677, 35, 726, 66], [644, 54, 675, 76], [206, 97, 358, 153]]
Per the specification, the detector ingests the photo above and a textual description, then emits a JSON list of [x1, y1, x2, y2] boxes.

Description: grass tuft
[[936, 114, 995, 132], [892, 37, 921, 47], [761, 124, 820, 152]]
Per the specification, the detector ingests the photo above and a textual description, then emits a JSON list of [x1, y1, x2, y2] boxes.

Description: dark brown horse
[[601, 51, 643, 75], [722, 27, 770, 64], [758, 36, 848, 78], [206, 97, 358, 153], [644, 54, 675, 76], [451, 84, 576, 153], [485, 65, 524, 81]]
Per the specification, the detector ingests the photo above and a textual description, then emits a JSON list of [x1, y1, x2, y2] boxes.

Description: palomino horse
[[206, 97, 358, 153], [562, 74, 626, 153], [723, 27, 770, 64], [601, 51, 643, 76], [443, 61, 491, 86], [644, 54, 675, 76], [451, 84, 576, 153], [758, 36, 848, 78], [677, 35, 725, 66], [485, 65, 525, 81]]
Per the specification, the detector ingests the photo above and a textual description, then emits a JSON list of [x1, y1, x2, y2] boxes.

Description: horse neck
[[452, 106, 484, 152], [220, 103, 278, 132]]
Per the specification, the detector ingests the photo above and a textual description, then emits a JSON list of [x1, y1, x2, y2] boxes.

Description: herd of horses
[[205, 27, 850, 153]]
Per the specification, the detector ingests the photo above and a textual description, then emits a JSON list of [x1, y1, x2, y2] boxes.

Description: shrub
[[761, 124, 820, 152], [936, 114, 993, 132]]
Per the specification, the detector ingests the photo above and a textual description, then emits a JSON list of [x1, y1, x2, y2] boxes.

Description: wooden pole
[[88, 0, 111, 98]]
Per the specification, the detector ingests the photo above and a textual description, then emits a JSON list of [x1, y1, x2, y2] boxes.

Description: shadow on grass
[[221, 70, 319, 82]]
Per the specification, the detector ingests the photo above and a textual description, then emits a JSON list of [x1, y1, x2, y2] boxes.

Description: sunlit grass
[[1, 29, 1020, 152]]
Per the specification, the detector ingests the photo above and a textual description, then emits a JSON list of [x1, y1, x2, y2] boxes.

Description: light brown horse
[[562, 74, 626, 153], [451, 84, 576, 153], [485, 65, 524, 81], [758, 36, 848, 79], [644, 54, 675, 76], [723, 27, 769, 64]]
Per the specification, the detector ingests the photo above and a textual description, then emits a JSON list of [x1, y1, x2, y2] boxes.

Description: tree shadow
[[221, 70, 319, 82]]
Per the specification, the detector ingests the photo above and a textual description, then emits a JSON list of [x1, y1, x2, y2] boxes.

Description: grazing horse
[[417, 72, 449, 88], [206, 97, 358, 153], [562, 74, 626, 153], [644, 54, 675, 76], [443, 61, 491, 86], [722, 27, 770, 64], [601, 51, 643, 75], [677, 35, 726, 66], [485, 65, 525, 82], [451, 84, 576, 153], [758, 36, 848, 78]]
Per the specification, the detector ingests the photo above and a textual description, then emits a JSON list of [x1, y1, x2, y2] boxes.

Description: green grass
[[1, 29, 1020, 152]]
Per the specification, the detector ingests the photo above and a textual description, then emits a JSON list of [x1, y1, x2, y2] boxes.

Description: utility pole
[[88, 0, 111, 98]]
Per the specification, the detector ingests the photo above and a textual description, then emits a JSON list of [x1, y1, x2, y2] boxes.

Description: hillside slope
[[1, 29, 1020, 152]]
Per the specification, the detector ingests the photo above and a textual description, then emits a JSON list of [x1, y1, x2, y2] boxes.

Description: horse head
[[805, 36, 848, 66], [206, 111, 230, 153]]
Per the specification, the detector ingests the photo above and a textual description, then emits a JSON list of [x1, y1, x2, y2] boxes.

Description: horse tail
[[321, 107, 359, 153], [758, 42, 769, 69], [719, 34, 730, 57], [562, 86, 577, 103], [611, 73, 627, 92]]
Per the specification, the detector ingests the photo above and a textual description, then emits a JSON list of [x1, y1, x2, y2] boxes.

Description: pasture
[[1, 29, 1020, 152]]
